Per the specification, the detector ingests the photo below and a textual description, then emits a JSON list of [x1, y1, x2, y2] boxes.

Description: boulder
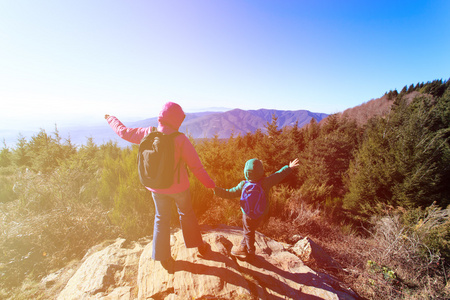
[[57, 238, 145, 300], [56, 225, 358, 299], [292, 237, 342, 271]]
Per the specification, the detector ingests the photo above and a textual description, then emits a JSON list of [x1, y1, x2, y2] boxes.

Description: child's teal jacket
[[214, 158, 293, 216]]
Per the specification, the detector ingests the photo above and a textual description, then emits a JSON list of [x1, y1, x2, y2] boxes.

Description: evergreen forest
[[1, 78, 449, 299]]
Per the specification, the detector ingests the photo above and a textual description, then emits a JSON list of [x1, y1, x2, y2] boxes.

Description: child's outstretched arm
[[214, 181, 245, 199], [264, 158, 299, 188], [289, 158, 299, 168]]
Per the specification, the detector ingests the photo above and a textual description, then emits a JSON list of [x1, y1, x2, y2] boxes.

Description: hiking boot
[[160, 257, 174, 274], [231, 245, 247, 259], [197, 242, 210, 258]]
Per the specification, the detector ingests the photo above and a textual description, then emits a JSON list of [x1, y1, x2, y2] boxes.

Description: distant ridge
[[2, 109, 327, 147], [62, 108, 328, 147], [129, 108, 328, 139]]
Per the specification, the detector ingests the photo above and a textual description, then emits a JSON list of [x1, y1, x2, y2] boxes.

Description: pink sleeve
[[180, 136, 215, 189], [106, 116, 151, 144]]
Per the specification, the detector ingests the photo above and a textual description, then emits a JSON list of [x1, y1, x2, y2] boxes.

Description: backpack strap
[[169, 131, 183, 184]]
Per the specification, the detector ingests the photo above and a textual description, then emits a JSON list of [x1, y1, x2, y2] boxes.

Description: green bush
[[0, 168, 118, 290], [0, 135, 121, 292], [402, 204, 450, 261], [0, 170, 15, 203], [98, 146, 154, 239], [364, 204, 450, 298]]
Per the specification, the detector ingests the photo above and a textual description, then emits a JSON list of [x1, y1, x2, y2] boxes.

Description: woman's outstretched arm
[[105, 115, 151, 144]]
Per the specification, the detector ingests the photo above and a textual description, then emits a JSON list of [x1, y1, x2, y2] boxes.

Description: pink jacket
[[106, 102, 215, 194]]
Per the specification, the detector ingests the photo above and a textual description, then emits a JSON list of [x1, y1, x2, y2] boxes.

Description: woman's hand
[[104, 114, 110, 120], [289, 158, 299, 168]]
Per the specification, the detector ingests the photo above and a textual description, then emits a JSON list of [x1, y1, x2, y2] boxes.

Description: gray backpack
[[137, 127, 182, 189]]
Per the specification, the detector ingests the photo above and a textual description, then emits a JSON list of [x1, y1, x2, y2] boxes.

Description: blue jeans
[[151, 189, 203, 261]]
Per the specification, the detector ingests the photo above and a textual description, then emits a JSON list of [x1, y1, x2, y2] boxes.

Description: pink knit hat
[[158, 102, 186, 130]]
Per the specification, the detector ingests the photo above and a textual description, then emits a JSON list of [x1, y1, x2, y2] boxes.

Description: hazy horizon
[[1, 1, 449, 142], [1, 106, 329, 148]]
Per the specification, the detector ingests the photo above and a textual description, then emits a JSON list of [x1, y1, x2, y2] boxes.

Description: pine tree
[[0, 141, 12, 168], [266, 114, 282, 138], [398, 85, 408, 99], [12, 134, 31, 168], [304, 118, 320, 143], [254, 114, 289, 174], [344, 93, 450, 216], [299, 115, 361, 204], [27, 129, 66, 174], [285, 120, 305, 157]]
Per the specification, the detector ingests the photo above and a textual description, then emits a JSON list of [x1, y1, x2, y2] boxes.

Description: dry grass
[[0, 168, 120, 299]]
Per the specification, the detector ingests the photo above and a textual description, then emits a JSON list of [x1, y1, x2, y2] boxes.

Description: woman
[[105, 102, 215, 270]]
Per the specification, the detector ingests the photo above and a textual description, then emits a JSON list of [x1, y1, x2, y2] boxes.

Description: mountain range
[[56, 108, 328, 147]]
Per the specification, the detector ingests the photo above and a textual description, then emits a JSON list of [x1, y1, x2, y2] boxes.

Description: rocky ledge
[[46, 225, 359, 299]]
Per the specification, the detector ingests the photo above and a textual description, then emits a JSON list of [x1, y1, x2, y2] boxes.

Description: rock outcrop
[[52, 225, 358, 299], [56, 238, 145, 299], [292, 237, 343, 271]]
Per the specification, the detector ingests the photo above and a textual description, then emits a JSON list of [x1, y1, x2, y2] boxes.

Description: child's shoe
[[231, 245, 247, 259]]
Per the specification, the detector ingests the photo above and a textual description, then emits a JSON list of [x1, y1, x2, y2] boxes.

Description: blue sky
[[1, 0, 449, 133]]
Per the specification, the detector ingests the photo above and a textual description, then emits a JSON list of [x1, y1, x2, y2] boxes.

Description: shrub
[[364, 205, 450, 299], [0, 139, 120, 293], [402, 204, 450, 261], [98, 146, 154, 239], [0, 169, 15, 203], [0, 173, 118, 290]]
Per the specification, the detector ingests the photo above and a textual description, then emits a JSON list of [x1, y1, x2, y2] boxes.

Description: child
[[214, 158, 299, 258]]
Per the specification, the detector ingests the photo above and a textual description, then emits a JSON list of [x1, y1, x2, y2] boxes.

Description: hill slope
[[331, 91, 422, 125]]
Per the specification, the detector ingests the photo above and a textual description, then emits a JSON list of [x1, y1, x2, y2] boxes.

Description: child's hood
[[244, 159, 264, 182], [158, 102, 185, 131]]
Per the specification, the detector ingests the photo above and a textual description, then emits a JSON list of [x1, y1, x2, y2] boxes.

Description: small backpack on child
[[137, 127, 182, 189], [240, 181, 267, 219]]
